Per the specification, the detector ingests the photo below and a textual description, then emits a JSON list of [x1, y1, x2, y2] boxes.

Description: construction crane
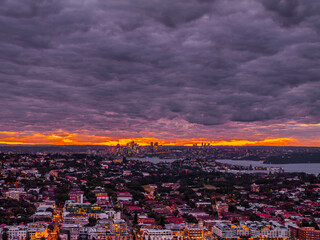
[[213, 195, 222, 219]]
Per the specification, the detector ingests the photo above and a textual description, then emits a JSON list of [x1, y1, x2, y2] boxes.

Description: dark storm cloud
[[0, 0, 319, 137]]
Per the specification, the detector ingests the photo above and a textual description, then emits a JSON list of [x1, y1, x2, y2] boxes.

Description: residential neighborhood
[[0, 145, 319, 239]]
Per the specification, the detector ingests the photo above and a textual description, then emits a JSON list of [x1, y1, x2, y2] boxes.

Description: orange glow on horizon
[[0, 130, 319, 147]]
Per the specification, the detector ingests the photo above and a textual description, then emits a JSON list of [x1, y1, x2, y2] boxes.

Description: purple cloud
[[0, 0, 319, 141]]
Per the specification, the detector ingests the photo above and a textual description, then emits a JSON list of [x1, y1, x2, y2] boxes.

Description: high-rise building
[[289, 226, 320, 240], [154, 142, 159, 151], [251, 183, 260, 193], [142, 229, 174, 240], [185, 222, 204, 239]]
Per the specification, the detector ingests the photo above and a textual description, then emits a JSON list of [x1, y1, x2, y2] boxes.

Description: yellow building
[[185, 223, 204, 239], [27, 223, 49, 240]]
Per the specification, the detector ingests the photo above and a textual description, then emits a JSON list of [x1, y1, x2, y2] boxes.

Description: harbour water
[[128, 157, 178, 164], [128, 157, 320, 175]]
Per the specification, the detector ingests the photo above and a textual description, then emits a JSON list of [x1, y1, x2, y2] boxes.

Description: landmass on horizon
[[0, 144, 319, 164]]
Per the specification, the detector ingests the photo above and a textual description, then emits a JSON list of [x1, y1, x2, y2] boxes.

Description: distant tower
[[154, 142, 159, 151], [129, 141, 137, 154], [251, 183, 260, 193]]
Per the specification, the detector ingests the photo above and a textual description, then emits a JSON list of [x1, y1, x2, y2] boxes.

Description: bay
[[128, 157, 177, 164], [216, 159, 320, 175]]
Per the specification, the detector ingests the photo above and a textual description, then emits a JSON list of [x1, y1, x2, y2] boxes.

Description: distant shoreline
[[216, 159, 320, 175]]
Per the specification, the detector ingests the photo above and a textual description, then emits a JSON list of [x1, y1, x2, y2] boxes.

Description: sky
[[0, 0, 319, 146]]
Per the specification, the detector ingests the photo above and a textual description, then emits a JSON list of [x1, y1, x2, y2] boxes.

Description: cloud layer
[[0, 0, 319, 144]]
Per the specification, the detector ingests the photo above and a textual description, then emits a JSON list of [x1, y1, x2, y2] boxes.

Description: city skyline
[[0, 0, 319, 146]]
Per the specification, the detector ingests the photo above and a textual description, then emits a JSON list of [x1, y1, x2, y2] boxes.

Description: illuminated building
[[117, 192, 133, 202], [212, 221, 290, 239], [78, 227, 107, 240], [37, 203, 55, 212], [113, 159, 123, 163], [111, 219, 128, 234], [63, 213, 89, 225], [5, 225, 27, 240], [49, 170, 59, 178], [27, 222, 49, 240], [154, 142, 159, 151], [101, 209, 117, 219], [32, 211, 53, 219], [165, 223, 185, 240], [69, 190, 84, 203], [60, 224, 80, 240], [1, 223, 49, 240], [128, 141, 139, 154], [250, 227, 290, 240], [203, 220, 232, 229], [59, 232, 69, 240], [216, 202, 229, 214], [96, 192, 109, 203], [289, 226, 320, 240], [5, 188, 26, 200], [122, 170, 131, 176], [142, 229, 174, 240], [212, 223, 240, 239], [88, 225, 107, 239], [138, 216, 156, 225], [106, 217, 130, 240], [251, 183, 260, 193], [185, 223, 205, 239], [64, 201, 102, 218], [195, 202, 211, 208]]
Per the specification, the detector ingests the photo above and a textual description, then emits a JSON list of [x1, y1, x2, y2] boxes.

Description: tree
[[301, 219, 310, 227], [229, 204, 236, 212], [159, 216, 165, 227], [232, 219, 239, 225], [48, 223, 55, 232], [182, 214, 198, 223], [26, 232, 31, 240], [46, 207, 54, 213], [54, 183, 70, 205], [133, 213, 138, 225], [86, 191, 97, 204], [86, 217, 97, 226], [173, 210, 179, 217], [2, 228, 8, 240], [311, 220, 320, 230]]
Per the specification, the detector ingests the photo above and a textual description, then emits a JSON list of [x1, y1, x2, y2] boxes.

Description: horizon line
[[0, 143, 319, 148]]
